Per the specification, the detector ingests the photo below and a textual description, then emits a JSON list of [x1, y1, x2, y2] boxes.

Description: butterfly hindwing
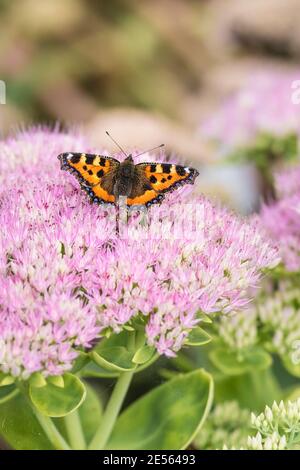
[[127, 186, 163, 207], [127, 162, 199, 207], [58, 152, 119, 204]]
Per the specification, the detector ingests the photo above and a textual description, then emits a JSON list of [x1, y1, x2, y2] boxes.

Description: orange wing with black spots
[[127, 162, 199, 207], [58, 152, 119, 205]]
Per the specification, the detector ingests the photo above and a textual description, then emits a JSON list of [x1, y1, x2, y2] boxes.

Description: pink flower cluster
[[201, 71, 300, 151], [274, 165, 300, 199], [0, 129, 279, 378], [259, 164, 300, 272]]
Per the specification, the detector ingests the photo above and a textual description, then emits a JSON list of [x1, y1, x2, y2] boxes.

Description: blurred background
[[1, 0, 300, 212]]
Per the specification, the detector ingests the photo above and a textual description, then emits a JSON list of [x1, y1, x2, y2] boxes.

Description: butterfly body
[[113, 155, 136, 200], [58, 152, 199, 208]]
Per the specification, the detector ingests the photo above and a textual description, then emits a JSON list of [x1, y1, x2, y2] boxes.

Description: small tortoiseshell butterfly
[[58, 136, 199, 208]]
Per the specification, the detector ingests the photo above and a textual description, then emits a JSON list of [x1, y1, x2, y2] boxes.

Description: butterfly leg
[[115, 195, 127, 236], [140, 209, 149, 228]]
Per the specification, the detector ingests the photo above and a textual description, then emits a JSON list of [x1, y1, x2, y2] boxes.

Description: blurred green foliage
[[0, 0, 206, 124]]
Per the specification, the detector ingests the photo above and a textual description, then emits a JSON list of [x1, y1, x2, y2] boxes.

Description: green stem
[[64, 410, 86, 450], [32, 407, 71, 450], [88, 331, 136, 450], [88, 370, 134, 450], [17, 382, 70, 450]]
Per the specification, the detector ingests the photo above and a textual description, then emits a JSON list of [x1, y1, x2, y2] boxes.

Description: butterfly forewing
[[58, 152, 119, 204]]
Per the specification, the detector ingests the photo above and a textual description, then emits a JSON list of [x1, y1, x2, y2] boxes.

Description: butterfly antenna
[[105, 131, 128, 158], [135, 144, 164, 158]]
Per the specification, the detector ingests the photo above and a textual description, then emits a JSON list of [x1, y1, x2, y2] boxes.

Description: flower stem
[[88, 331, 136, 450], [88, 369, 134, 450], [64, 410, 86, 450], [31, 407, 71, 450], [17, 382, 70, 450]]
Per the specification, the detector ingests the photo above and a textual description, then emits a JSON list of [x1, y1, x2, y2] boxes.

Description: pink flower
[[0, 129, 279, 377], [201, 71, 300, 152], [274, 165, 300, 199], [259, 164, 300, 272]]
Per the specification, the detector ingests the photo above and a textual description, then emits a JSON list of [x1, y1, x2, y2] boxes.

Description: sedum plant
[[196, 398, 300, 450], [191, 73, 300, 449], [194, 401, 251, 450], [200, 72, 299, 203], [0, 128, 279, 450], [248, 399, 300, 450], [192, 161, 300, 448], [223, 399, 300, 450]]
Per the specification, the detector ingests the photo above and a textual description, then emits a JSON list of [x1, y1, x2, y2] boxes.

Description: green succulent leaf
[[80, 361, 120, 378], [0, 384, 19, 404], [186, 327, 212, 346], [285, 386, 300, 402], [71, 351, 90, 374], [47, 375, 65, 388], [29, 372, 47, 388], [215, 368, 281, 411], [106, 369, 213, 450], [0, 373, 15, 387], [198, 313, 213, 324], [91, 347, 137, 372], [210, 347, 272, 376], [95, 330, 134, 350], [282, 357, 300, 378], [29, 373, 86, 417], [0, 392, 54, 449], [90, 330, 139, 372], [132, 345, 155, 364]]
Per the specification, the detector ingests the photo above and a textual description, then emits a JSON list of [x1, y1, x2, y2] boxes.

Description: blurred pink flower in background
[[259, 163, 300, 272], [0, 129, 279, 378], [274, 164, 300, 199], [201, 71, 300, 152]]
